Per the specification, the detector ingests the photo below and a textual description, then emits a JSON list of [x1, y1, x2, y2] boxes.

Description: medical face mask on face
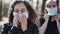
[[47, 7, 58, 16], [13, 11, 29, 19]]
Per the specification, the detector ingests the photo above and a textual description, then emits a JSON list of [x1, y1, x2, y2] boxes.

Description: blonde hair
[[45, 0, 56, 6]]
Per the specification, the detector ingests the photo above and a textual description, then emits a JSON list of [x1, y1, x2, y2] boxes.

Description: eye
[[21, 9, 26, 12], [53, 5, 56, 7], [14, 9, 19, 13], [46, 5, 51, 8], [48, 6, 51, 8]]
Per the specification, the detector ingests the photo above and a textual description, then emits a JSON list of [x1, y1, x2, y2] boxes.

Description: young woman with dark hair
[[1, 1, 39, 34]]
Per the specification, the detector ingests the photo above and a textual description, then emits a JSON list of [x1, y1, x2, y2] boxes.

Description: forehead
[[46, 1, 57, 5], [14, 3, 26, 9], [48, 2, 56, 5]]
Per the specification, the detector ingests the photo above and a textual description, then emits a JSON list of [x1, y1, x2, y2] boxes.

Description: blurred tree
[[57, 0, 59, 6], [36, 0, 41, 16], [41, 0, 47, 17], [59, 0, 60, 11], [36, 0, 39, 11], [56, 0, 59, 13], [3, 0, 13, 17], [0, 0, 2, 21]]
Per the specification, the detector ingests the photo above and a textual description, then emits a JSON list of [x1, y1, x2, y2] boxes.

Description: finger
[[55, 15, 58, 19], [44, 15, 49, 18], [21, 16, 25, 22], [21, 15, 27, 23]]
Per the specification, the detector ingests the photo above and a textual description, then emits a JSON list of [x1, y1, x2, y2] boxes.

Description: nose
[[18, 11, 22, 14], [51, 6, 54, 8]]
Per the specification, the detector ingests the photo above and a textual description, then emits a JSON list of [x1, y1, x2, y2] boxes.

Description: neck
[[50, 16, 56, 22]]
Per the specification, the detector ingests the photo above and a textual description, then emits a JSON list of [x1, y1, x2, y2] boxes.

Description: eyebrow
[[14, 9, 19, 11]]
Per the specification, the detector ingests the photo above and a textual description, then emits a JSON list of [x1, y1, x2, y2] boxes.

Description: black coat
[[1, 21, 39, 34]]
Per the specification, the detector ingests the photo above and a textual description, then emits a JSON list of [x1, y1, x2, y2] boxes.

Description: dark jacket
[[1, 21, 39, 34]]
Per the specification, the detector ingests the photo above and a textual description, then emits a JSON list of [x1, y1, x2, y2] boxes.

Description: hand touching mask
[[13, 11, 29, 22]]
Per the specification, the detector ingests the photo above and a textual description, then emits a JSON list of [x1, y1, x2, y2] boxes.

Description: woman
[[1, 1, 39, 34], [39, 0, 60, 34]]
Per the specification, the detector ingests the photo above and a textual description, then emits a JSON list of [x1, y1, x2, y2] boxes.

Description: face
[[13, 3, 29, 19], [45, 1, 58, 16], [14, 3, 28, 14]]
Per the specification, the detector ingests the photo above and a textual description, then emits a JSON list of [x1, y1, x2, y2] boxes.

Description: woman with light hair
[[39, 0, 60, 34]]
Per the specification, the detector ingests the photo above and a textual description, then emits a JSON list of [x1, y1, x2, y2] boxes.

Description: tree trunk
[[57, 0, 59, 13], [36, 0, 39, 11], [0, 0, 2, 21], [41, 0, 47, 17]]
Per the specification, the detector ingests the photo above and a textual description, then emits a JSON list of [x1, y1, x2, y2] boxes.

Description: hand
[[44, 14, 50, 22], [20, 15, 27, 31], [55, 14, 60, 22], [13, 14, 19, 27]]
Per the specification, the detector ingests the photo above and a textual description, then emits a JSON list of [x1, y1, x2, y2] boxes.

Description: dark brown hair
[[8, 1, 40, 27]]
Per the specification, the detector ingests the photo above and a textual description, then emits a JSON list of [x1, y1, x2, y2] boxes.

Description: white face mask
[[47, 7, 58, 16], [13, 12, 29, 19]]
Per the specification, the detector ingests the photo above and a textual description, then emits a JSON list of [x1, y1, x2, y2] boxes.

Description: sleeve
[[8, 26, 18, 34], [1, 24, 11, 34], [40, 18, 45, 27]]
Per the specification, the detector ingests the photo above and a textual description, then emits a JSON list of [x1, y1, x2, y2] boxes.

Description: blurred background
[[0, 0, 60, 34]]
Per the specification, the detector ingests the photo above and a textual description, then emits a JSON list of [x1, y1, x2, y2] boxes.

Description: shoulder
[[2, 22, 13, 32], [4, 22, 12, 26], [39, 17, 45, 22], [40, 17, 44, 20], [2, 22, 13, 29], [39, 17, 45, 26]]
